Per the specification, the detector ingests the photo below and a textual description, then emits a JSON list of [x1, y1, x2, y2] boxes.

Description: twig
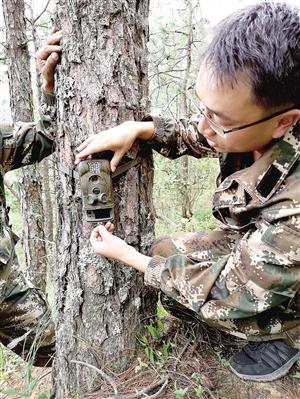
[[103, 376, 169, 399], [36, 369, 52, 383], [71, 360, 118, 396], [4, 177, 20, 200], [174, 338, 192, 368], [141, 377, 169, 398], [204, 385, 218, 399], [34, 0, 51, 24]]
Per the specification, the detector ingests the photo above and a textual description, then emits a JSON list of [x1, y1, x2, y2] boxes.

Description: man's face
[[195, 66, 284, 154]]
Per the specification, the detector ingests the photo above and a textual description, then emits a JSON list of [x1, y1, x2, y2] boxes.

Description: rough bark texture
[[41, 158, 54, 245], [180, 0, 194, 221], [2, 0, 48, 290], [30, 7, 55, 247], [53, 0, 156, 396]]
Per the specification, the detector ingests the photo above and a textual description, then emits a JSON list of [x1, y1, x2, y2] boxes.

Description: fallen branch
[[103, 376, 169, 399], [71, 360, 118, 396]]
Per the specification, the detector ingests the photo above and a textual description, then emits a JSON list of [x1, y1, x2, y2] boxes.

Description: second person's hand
[[36, 27, 62, 94]]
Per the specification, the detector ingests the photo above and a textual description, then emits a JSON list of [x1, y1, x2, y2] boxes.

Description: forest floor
[[1, 318, 299, 399]]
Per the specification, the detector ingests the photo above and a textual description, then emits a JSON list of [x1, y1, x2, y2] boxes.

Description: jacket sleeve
[[0, 91, 56, 173], [143, 114, 218, 159], [144, 214, 300, 322]]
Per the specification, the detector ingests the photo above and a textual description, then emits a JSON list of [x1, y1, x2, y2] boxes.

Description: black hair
[[202, 1, 300, 109]]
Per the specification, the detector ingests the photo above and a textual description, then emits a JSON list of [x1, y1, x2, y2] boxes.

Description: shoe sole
[[229, 351, 300, 382]]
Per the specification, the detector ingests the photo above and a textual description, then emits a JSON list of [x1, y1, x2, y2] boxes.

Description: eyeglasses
[[186, 86, 296, 137]]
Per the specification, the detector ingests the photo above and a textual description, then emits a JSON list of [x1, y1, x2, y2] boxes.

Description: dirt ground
[[1, 321, 299, 399]]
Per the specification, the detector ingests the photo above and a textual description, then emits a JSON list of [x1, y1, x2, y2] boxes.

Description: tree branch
[[103, 376, 169, 399], [71, 360, 119, 396], [4, 178, 20, 201], [34, 0, 51, 24]]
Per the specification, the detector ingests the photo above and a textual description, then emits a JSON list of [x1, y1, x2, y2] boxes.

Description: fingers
[[43, 52, 60, 76], [105, 221, 114, 233], [76, 135, 94, 152], [92, 224, 112, 236], [36, 29, 62, 83], [47, 30, 63, 45], [90, 226, 104, 242], [90, 226, 101, 242], [90, 224, 111, 245], [75, 136, 95, 164], [49, 26, 58, 35], [74, 142, 100, 164], [97, 224, 110, 237], [36, 45, 62, 61], [110, 151, 123, 172]]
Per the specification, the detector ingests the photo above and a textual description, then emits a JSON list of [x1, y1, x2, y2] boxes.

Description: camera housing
[[78, 158, 114, 222]]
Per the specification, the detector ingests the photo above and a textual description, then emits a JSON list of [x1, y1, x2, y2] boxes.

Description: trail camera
[[78, 158, 114, 222]]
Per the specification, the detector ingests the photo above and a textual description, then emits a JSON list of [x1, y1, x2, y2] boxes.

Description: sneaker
[[229, 340, 300, 382]]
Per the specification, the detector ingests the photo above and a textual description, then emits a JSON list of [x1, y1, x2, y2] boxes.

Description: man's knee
[[0, 284, 55, 366]]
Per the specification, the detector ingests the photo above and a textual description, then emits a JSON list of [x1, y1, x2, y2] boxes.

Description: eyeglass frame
[[186, 86, 297, 137]]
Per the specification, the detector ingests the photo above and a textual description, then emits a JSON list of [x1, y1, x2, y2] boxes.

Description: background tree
[[53, 0, 156, 396], [149, 0, 219, 234], [28, 0, 56, 250], [2, 0, 48, 290]]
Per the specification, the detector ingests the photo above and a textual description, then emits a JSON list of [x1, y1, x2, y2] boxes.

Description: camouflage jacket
[[0, 93, 56, 276], [144, 115, 300, 323]]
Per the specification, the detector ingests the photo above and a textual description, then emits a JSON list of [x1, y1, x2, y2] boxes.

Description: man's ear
[[272, 110, 300, 139]]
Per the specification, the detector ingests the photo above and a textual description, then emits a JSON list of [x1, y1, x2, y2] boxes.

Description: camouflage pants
[[150, 230, 300, 348], [0, 254, 55, 366]]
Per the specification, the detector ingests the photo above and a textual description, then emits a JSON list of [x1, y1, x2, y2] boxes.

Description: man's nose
[[197, 117, 216, 137]]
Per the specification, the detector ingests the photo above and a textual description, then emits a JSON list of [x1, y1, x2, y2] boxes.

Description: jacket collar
[[218, 122, 300, 203]]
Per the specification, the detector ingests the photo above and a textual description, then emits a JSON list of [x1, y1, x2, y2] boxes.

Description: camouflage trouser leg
[[0, 257, 55, 366], [151, 230, 300, 349], [246, 294, 300, 348]]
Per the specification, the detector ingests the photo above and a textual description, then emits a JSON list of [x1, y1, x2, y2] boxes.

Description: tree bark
[[29, 2, 55, 247], [180, 0, 194, 221], [2, 0, 48, 290], [53, 0, 155, 396]]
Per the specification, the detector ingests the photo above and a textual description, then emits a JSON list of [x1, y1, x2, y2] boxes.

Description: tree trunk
[[41, 159, 54, 244], [53, 0, 155, 396], [180, 0, 194, 222], [2, 0, 48, 290], [29, 2, 55, 247]]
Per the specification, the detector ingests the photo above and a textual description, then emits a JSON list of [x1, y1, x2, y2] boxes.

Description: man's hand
[[75, 120, 154, 172], [36, 27, 62, 94], [90, 222, 132, 261], [90, 222, 151, 273]]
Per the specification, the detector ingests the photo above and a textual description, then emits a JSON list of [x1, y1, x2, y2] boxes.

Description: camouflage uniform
[[143, 115, 300, 348], [0, 92, 56, 366]]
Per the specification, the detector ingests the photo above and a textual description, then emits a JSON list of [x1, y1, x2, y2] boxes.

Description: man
[[76, 2, 300, 381], [0, 28, 62, 366]]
